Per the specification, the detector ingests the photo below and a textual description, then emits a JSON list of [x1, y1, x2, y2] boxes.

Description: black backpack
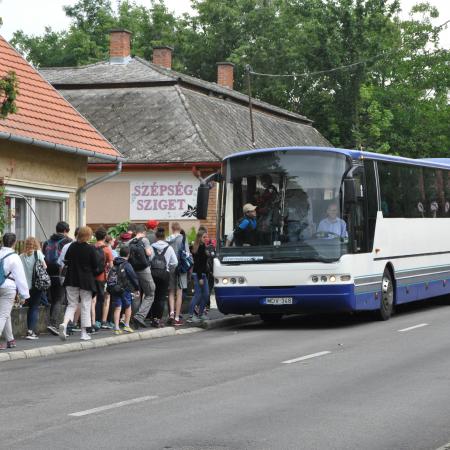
[[106, 262, 129, 295], [128, 238, 149, 271], [91, 244, 106, 276], [150, 245, 169, 281]]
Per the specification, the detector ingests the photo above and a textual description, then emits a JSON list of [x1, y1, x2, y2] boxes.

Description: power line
[[250, 20, 449, 79]]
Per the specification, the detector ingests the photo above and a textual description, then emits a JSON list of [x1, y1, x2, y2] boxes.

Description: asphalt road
[[2, 299, 450, 450]]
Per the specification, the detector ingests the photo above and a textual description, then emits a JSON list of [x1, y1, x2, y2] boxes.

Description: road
[[2, 299, 450, 450]]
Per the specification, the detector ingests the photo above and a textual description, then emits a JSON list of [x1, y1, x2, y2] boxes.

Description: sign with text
[[130, 173, 198, 220]]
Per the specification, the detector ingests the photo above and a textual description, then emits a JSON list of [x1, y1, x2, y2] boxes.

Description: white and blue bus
[[196, 146, 450, 322]]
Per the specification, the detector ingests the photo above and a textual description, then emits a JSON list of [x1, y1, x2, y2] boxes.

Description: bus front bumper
[[214, 284, 357, 315]]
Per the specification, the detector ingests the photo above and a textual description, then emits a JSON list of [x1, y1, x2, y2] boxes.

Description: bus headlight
[[222, 278, 229, 285], [238, 277, 246, 284], [340, 275, 351, 282], [329, 275, 336, 283], [321, 276, 328, 282], [312, 276, 319, 283], [230, 277, 237, 284]]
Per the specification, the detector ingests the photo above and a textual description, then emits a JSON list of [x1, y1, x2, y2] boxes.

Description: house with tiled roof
[[0, 35, 123, 241], [41, 29, 329, 234]]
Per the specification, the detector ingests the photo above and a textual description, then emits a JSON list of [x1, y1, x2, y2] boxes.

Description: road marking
[[435, 442, 450, 450], [398, 323, 429, 333], [282, 351, 331, 364], [69, 395, 158, 417]]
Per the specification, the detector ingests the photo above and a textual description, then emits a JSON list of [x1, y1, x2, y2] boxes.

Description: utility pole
[[245, 64, 256, 148]]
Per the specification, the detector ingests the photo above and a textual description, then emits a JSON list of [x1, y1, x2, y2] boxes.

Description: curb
[[0, 315, 258, 363]]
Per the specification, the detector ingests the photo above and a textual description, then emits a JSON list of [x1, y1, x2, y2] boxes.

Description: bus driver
[[317, 202, 348, 238], [228, 203, 258, 246]]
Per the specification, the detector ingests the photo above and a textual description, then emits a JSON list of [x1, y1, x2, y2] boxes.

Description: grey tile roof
[[42, 56, 331, 163], [40, 59, 174, 85], [59, 86, 218, 163]]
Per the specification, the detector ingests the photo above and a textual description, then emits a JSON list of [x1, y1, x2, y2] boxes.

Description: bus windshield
[[219, 150, 351, 263]]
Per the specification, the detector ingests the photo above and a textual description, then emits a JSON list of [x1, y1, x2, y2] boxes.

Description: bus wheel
[[260, 314, 283, 324], [377, 269, 394, 321]]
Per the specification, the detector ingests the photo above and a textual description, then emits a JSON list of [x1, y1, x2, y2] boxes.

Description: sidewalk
[[0, 306, 259, 363]]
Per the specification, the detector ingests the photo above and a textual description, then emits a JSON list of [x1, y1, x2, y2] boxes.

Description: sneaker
[[71, 323, 81, 332], [58, 324, 68, 341], [187, 315, 201, 324], [113, 329, 122, 335], [101, 321, 113, 329], [123, 325, 134, 333], [7, 339, 16, 348], [119, 319, 126, 328], [166, 312, 175, 326], [150, 319, 164, 328], [95, 321, 102, 329], [26, 330, 39, 340], [174, 318, 183, 327], [0, 343, 6, 350], [47, 325, 59, 336], [133, 316, 147, 328], [80, 332, 92, 341]]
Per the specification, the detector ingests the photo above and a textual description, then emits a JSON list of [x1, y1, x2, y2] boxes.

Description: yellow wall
[[0, 140, 87, 231]]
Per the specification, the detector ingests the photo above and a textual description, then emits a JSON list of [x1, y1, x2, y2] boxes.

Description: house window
[[5, 186, 68, 243]]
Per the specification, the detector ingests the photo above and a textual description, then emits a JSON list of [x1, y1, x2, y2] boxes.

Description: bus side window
[[364, 160, 378, 251]]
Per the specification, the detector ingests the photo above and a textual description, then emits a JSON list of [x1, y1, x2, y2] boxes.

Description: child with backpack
[[167, 223, 192, 326], [150, 228, 178, 327], [107, 246, 140, 335], [42, 221, 72, 335]]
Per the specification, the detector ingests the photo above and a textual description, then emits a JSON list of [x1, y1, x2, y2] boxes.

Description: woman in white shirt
[[0, 233, 30, 350], [20, 236, 47, 340]]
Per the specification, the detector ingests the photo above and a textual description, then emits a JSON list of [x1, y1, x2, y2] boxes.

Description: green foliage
[[0, 71, 18, 118], [7, 0, 450, 158], [107, 221, 130, 238], [0, 184, 8, 235], [187, 226, 197, 245]]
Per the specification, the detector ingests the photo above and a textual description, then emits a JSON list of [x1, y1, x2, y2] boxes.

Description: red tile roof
[[0, 36, 122, 160]]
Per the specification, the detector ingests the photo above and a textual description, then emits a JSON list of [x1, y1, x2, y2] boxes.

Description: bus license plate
[[265, 297, 293, 305]]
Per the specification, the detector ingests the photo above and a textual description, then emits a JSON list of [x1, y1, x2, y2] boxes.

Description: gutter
[[77, 161, 123, 227], [0, 131, 126, 163], [88, 162, 221, 172]]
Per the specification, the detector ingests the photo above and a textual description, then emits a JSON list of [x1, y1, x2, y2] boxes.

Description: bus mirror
[[196, 184, 210, 219], [344, 179, 357, 204]]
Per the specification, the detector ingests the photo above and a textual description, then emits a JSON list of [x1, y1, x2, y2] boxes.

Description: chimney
[[217, 62, 235, 90], [109, 29, 131, 64], [152, 46, 173, 69]]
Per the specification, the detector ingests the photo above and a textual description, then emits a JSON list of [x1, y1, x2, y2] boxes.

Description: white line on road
[[282, 351, 331, 364], [398, 323, 429, 333], [69, 395, 158, 417]]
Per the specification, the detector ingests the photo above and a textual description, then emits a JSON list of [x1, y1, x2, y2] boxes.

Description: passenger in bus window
[[317, 202, 348, 238], [255, 174, 279, 244], [230, 203, 258, 246], [284, 189, 314, 242]]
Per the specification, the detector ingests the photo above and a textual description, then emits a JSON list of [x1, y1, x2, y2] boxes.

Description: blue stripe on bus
[[215, 276, 450, 315]]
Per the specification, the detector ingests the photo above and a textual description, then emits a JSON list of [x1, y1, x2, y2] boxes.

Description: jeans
[[95, 280, 105, 321], [134, 268, 155, 321], [27, 288, 42, 332], [48, 277, 65, 327], [0, 287, 16, 342], [151, 276, 169, 320], [188, 273, 209, 316]]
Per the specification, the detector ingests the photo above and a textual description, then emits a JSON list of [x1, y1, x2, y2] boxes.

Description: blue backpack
[[0, 252, 14, 286], [177, 234, 193, 274]]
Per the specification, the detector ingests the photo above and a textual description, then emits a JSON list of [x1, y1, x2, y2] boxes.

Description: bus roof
[[224, 146, 450, 170]]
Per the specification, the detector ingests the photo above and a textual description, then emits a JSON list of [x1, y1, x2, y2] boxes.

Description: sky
[[0, 0, 448, 48]]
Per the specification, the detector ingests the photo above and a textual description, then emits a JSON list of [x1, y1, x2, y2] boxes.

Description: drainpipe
[[77, 162, 123, 227]]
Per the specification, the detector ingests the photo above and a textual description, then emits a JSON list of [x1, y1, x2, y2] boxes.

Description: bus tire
[[260, 313, 283, 324], [377, 269, 395, 321]]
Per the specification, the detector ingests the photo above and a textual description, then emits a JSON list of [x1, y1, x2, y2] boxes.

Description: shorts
[[169, 270, 188, 290], [112, 290, 132, 309]]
